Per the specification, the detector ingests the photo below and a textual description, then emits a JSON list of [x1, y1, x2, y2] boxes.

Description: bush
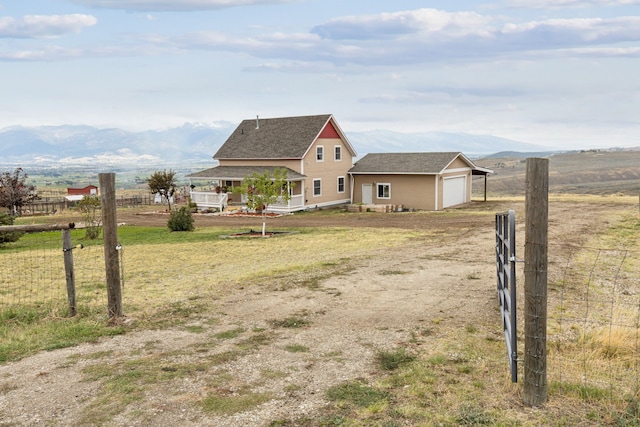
[[0, 211, 24, 244], [167, 207, 195, 232], [76, 196, 101, 240]]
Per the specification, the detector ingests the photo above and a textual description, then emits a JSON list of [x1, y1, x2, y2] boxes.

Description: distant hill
[[473, 148, 640, 196], [0, 123, 233, 165], [0, 123, 553, 166]]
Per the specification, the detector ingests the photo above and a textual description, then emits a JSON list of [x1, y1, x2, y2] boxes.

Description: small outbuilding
[[66, 185, 98, 197], [65, 185, 99, 203], [348, 152, 492, 211]]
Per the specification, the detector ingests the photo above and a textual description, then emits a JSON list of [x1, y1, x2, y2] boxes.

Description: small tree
[[147, 169, 177, 211], [235, 168, 293, 236], [0, 211, 23, 245], [76, 195, 101, 239], [0, 168, 39, 216]]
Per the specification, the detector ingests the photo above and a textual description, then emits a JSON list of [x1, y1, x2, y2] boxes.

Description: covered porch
[[186, 166, 307, 213]]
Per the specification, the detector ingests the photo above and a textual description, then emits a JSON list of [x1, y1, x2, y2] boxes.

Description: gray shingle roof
[[187, 166, 305, 180], [349, 152, 475, 174], [214, 114, 333, 159]]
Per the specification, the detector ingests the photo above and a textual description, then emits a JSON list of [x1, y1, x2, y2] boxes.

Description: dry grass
[[545, 211, 640, 421], [119, 227, 417, 317]]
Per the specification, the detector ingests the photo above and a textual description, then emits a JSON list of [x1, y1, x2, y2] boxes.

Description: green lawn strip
[[0, 306, 124, 362]]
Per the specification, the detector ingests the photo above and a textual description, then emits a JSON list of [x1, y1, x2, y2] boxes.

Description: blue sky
[[1, 0, 639, 149]]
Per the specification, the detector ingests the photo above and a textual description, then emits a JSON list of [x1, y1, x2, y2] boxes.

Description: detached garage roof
[[349, 152, 491, 175]]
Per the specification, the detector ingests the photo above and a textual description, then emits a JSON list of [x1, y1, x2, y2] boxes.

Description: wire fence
[[0, 229, 108, 317], [545, 244, 640, 401]]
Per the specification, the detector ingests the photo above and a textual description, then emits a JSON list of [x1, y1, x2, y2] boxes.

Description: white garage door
[[443, 176, 466, 208]]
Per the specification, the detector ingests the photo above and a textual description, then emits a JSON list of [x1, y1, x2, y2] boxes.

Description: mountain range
[[0, 123, 554, 167]]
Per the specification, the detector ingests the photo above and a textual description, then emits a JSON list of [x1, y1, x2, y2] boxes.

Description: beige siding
[[302, 137, 353, 207], [447, 157, 469, 170], [352, 174, 437, 210]]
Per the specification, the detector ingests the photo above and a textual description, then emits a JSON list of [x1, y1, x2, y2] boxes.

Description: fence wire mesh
[[545, 244, 640, 401], [0, 229, 108, 317]]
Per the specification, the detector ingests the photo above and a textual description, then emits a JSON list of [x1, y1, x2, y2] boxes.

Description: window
[[377, 183, 391, 199], [337, 176, 345, 193], [334, 145, 342, 161], [316, 146, 324, 161], [313, 179, 322, 196]]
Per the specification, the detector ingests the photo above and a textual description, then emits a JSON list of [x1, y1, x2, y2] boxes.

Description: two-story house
[[187, 114, 357, 213]]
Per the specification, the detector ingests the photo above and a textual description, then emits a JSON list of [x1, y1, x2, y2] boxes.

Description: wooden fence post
[[99, 173, 123, 318], [523, 157, 549, 406], [62, 229, 77, 316]]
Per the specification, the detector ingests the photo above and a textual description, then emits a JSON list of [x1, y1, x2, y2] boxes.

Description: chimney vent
[[256, 115, 259, 130]]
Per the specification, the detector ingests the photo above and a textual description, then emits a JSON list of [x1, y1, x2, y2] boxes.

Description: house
[[349, 152, 493, 211], [187, 114, 357, 212]]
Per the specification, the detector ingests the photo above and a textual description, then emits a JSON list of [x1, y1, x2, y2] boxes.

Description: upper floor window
[[316, 146, 324, 161], [334, 146, 342, 161], [377, 183, 391, 199]]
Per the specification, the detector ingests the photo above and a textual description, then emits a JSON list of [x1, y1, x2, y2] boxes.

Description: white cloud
[[0, 14, 97, 39], [69, 0, 299, 12], [162, 10, 640, 65], [312, 9, 495, 41], [2, 7, 640, 66]]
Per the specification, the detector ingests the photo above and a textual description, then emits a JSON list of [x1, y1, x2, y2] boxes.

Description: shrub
[[167, 206, 194, 232], [0, 211, 23, 244], [76, 196, 101, 240]]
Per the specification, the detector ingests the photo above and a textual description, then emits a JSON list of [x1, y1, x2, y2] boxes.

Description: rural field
[[1, 191, 640, 425]]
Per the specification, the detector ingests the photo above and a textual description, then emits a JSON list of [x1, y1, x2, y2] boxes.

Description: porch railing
[[190, 191, 228, 211], [190, 191, 305, 212], [268, 194, 305, 213]]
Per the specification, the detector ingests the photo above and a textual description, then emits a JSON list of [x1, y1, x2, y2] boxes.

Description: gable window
[[316, 146, 324, 162], [337, 176, 345, 193], [334, 145, 342, 161], [313, 179, 322, 196], [377, 183, 391, 199]]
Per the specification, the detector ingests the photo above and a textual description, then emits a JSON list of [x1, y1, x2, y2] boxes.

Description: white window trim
[[337, 176, 345, 193], [316, 145, 324, 162], [313, 178, 322, 196], [334, 145, 342, 161], [377, 183, 391, 199]]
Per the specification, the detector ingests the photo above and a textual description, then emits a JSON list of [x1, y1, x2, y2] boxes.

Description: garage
[[349, 152, 492, 211], [443, 176, 466, 208]]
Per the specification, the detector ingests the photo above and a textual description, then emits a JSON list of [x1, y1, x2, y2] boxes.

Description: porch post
[[484, 174, 488, 202]]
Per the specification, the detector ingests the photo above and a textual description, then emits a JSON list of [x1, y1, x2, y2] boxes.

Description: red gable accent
[[318, 121, 340, 138]]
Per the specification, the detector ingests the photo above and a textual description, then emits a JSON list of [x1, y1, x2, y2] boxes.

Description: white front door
[[362, 184, 373, 204]]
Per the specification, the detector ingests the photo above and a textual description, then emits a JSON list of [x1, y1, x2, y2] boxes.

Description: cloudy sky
[[1, 0, 639, 149]]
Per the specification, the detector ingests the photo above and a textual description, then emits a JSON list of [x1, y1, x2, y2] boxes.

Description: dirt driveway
[[0, 199, 630, 426]]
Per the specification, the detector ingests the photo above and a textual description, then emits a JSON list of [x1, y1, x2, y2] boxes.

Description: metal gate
[[496, 210, 518, 382]]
